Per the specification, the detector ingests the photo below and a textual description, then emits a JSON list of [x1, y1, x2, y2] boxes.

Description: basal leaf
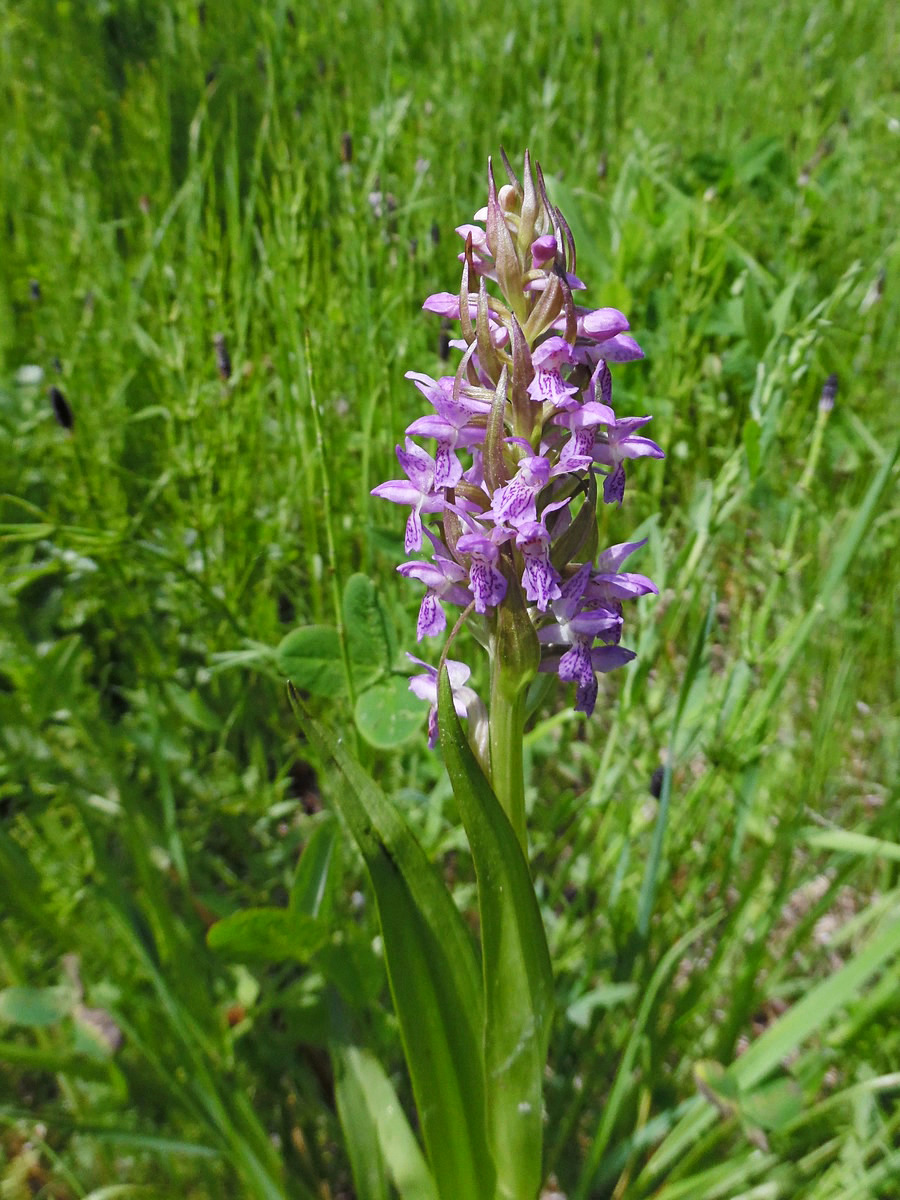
[[437, 667, 554, 1200], [290, 815, 338, 919], [295, 697, 494, 1200]]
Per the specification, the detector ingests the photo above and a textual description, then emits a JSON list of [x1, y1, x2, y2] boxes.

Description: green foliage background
[[1, 0, 898, 1196]]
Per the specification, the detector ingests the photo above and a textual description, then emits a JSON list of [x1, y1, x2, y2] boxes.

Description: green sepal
[[523, 273, 562, 343], [492, 569, 540, 702], [476, 277, 503, 385], [483, 366, 510, 497], [549, 474, 598, 571]]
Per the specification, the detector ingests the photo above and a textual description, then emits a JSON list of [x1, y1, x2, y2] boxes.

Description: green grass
[[1, 0, 898, 1196]]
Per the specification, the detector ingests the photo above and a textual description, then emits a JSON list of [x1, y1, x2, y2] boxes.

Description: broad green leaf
[[437, 668, 553, 1200], [290, 815, 338, 918], [295, 697, 494, 1200], [276, 625, 345, 697], [355, 676, 424, 748], [343, 573, 394, 688], [694, 1059, 741, 1111], [206, 908, 327, 962], [334, 1043, 438, 1200]]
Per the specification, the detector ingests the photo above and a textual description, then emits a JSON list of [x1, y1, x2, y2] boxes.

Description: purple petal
[[531, 234, 557, 268], [600, 333, 644, 363], [589, 572, 658, 601], [396, 439, 435, 490], [590, 645, 636, 672], [522, 556, 562, 611], [527, 368, 579, 407], [433, 442, 463, 489], [417, 593, 446, 640], [371, 479, 421, 506], [581, 307, 630, 340], [603, 464, 626, 505], [596, 538, 647, 571], [405, 509, 424, 552]]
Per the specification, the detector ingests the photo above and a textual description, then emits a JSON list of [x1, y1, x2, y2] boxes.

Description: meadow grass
[[1, 1, 898, 1196]]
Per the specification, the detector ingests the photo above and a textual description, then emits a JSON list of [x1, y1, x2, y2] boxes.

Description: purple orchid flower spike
[[372, 150, 662, 745]]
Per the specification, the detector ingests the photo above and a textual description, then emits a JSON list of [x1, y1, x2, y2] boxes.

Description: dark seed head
[[340, 131, 353, 164], [213, 332, 232, 382], [29, 279, 41, 302], [50, 386, 74, 430], [819, 373, 838, 413], [649, 765, 665, 799]]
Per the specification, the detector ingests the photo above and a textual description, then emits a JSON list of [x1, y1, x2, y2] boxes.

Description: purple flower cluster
[[372, 151, 663, 721]]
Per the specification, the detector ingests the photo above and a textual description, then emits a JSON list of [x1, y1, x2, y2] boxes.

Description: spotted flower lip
[[372, 151, 663, 730]]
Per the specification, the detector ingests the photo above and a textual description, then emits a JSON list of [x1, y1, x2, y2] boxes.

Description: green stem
[[489, 653, 528, 852]]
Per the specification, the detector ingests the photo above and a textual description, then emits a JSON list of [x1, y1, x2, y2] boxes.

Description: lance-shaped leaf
[[437, 668, 554, 1200], [498, 146, 523, 198], [296, 698, 495, 1200]]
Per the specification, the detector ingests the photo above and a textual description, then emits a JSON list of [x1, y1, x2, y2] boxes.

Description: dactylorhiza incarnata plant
[[373, 150, 663, 847]]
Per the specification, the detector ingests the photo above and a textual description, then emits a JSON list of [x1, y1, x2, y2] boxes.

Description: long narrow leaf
[[296, 700, 494, 1200], [334, 1042, 439, 1200], [437, 668, 554, 1200]]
